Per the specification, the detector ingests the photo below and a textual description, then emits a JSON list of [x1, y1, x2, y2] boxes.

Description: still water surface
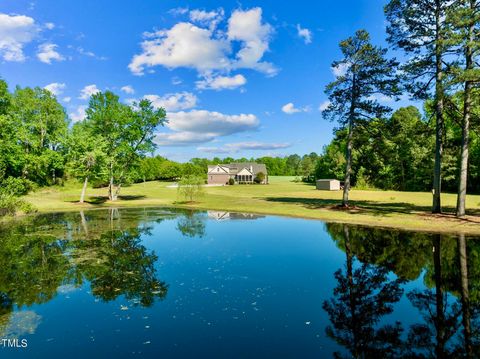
[[0, 208, 477, 358]]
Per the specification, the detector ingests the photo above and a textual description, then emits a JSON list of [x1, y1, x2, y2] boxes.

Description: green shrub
[[2, 177, 34, 196], [0, 193, 35, 216], [228, 178, 235, 185], [354, 167, 375, 190], [177, 175, 204, 202], [254, 172, 266, 184]]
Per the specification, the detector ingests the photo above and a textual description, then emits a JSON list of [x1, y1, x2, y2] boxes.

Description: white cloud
[[318, 100, 331, 112], [44, 22, 55, 30], [227, 8, 277, 76], [228, 141, 290, 151], [171, 76, 182, 85], [189, 8, 224, 30], [190, 9, 223, 22], [367, 94, 394, 103], [156, 110, 259, 146], [70, 105, 87, 123], [281, 102, 309, 114], [196, 74, 246, 90], [196, 146, 232, 154], [169, 7, 189, 16], [121, 85, 135, 95], [332, 62, 350, 77], [0, 13, 38, 62], [129, 22, 230, 76], [63, 96, 71, 103], [166, 110, 258, 134], [129, 7, 277, 78], [37, 43, 64, 64], [144, 92, 197, 112], [155, 132, 215, 146], [198, 141, 291, 153], [79, 84, 100, 100], [76, 47, 108, 60], [296, 24, 312, 44], [44, 82, 66, 96]]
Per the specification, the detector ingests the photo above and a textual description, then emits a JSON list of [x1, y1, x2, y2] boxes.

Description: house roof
[[227, 163, 267, 175], [207, 162, 267, 175], [207, 165, 230, 174]]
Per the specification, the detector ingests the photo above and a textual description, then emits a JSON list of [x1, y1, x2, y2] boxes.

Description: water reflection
[[1, 209, 480, 357], [0, 208, 173, 334], [176, 210, 207, 238], [322, 225, 405, 358], [207, 211, 266, 221], [324, 223, 480, 358]]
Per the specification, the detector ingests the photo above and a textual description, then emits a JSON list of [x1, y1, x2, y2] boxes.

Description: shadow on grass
[[263, 196, 480, 219], [173, 201, 199, 205], [117, 195, 147, 201], [69, 195, 147, 205]]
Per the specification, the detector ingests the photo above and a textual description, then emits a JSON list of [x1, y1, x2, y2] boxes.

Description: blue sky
[[0, 0, 394, 162]]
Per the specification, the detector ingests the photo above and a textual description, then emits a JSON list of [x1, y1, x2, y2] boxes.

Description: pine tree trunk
[[458, 234, 472, 357], [433, 234, 446, 357], [457, 84, 471, 217], [432, 0, 444, 214], [343, 75, 356, 207], [343, 225, 359, 357], [80, 176, 89, 203], [343, 118, 353, 207], [456, 1, 474, 218]]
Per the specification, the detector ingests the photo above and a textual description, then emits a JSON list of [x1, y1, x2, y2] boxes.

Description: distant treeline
[[136, 102, 480, 195], [133, 153, 320, 183]]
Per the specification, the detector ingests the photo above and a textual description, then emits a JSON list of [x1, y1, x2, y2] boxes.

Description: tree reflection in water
[[323, 225, 405, 358], [324, 223, 480, 358], [0, 208, 172, 336], [1, 208, 480, 355], [176, 209, 207, 238]]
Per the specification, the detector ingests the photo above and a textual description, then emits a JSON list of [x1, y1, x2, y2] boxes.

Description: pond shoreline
[[6, 200, 480, 237], [11, 177, 480, 236]]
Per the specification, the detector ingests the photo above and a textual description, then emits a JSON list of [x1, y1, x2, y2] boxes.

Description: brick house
[[207, 163, 268, 185]]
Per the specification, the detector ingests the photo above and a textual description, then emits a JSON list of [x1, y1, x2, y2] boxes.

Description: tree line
[[0, 81, 166, 209], [132, 153, 321, 182], [0, 76, 321, 209], [1, 0, 480, 218], [323, 0, 480, 218]]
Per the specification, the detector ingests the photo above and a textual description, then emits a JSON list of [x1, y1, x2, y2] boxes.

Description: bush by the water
[[0, 193, 35, 216], [0, 177, 36, 216]]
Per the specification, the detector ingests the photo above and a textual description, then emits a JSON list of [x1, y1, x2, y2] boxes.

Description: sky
[[0, 0, 396, 162]]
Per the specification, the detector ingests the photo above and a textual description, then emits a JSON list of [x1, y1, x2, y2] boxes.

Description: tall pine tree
[[323, 30, 399, 207], [385, 0, 452, 213], [447, 0, 480, 217]]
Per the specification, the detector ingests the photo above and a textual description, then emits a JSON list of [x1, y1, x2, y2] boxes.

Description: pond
[[0, 207, 478, 358]]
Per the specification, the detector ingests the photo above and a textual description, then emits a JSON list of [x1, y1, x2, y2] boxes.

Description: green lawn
[[23, 176, 480, 235]]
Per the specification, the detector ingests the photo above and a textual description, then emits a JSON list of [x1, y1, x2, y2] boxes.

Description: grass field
[[23, 176, 480, 235]]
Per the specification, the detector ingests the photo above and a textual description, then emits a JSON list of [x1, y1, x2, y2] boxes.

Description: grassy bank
[[23, 176, 480, 235]]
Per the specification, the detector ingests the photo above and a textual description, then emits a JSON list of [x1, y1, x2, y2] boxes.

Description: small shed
[[316, 179, 340, 191]]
